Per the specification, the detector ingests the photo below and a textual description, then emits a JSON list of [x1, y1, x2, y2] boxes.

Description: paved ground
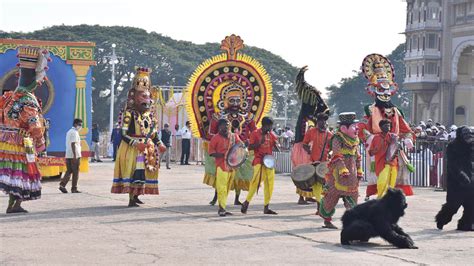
[[0, 160, 473, 265]]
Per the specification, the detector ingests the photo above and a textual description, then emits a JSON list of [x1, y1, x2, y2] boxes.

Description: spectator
[[59, 118, 83, 193], [448, 125, 457, 140], [437, 125, 448, 141], [160, 123, 172, 169], [91, 123, 102, 162], [180, 121, 192, 165], [110, 123, 121, 161]]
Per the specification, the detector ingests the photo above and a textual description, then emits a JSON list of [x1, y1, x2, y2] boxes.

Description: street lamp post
[[108, 43, 119, 135], [283, 83, 290, 128]]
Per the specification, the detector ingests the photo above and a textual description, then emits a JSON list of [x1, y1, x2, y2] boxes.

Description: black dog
[[340, 188, 417, 249], [436, 126, 474, 231]]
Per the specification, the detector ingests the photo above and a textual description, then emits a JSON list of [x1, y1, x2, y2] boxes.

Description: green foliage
[[1, 25, 299, 127], [327, 43, 412, 121]]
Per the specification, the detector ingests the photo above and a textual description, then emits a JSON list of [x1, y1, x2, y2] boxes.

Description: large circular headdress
[[361, 53, 398, 97], [185, 34, 272, 138]]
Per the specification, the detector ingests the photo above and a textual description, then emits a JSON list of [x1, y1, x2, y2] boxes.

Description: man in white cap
[[449, 125, 458, 141]]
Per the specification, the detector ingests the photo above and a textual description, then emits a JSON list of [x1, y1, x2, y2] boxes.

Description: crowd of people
[[1, 42, 472, 251]]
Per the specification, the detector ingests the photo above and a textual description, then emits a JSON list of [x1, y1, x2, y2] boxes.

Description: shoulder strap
[[318, 131, 329, 161]]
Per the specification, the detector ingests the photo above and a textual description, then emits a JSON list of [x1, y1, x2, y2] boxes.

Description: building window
[[416, 65, 419, 77], [408, 66, 411, 78], [422, 65, 425, 76], [422, 36, 426, 50], [438, 37, 441, 51], [417, 36, 420, 51], [426, 62, 438, 75], [428, 7, 438, 20], [427, 34, 437, 49], [455, 106, 465, 115], [439, 11, 442, 22], [418, 11, 421, 22], [424, 10, 427, 21]]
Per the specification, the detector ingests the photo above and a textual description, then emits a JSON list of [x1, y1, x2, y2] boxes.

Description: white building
[[404, 0, 474, 126]]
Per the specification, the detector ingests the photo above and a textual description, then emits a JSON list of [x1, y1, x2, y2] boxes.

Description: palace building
[[404, 0, 474, 126]]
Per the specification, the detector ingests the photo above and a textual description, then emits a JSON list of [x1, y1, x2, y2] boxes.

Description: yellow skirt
[[111, 141, 159, 195]]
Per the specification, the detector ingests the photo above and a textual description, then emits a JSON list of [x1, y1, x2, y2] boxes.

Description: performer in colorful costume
[[209, 118, 243, 216], [291, 66, 330, 204], [359, 54, 414, 198], [111, 67, 165, 207], [185, 34, 272, 206], [319, 112, 363, 229], [0, 46, 50, 213], [241, 116, 280, 215], [301, 113, 333, 208], [369, 119, 401, 198]]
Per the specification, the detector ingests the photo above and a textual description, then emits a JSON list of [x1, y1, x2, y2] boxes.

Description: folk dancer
[[241, 117, 281, 215], [291, 66, 330, 204], [0, 46, 50, 213], [111, 67, 166, 207], [301, 112, 332, 209], [319, 112, 363, 229], [369, 119, 400, 198], [359, 54, 414, 199], [184, 35, 273, 207], [209, 119, 243, 216]]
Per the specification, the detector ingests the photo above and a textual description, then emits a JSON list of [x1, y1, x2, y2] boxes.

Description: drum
[[226, 143, 248, 169], [291, 164, 317, 190], [262, 154, 275, 169], [314, 161, 329, 182], [386, 136, 399, 162]]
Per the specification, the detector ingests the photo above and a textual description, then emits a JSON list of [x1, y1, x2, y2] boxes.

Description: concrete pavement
[[1, 160, 473, 265]]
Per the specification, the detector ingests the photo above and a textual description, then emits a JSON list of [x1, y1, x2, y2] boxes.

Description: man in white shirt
[[59, 118, 83, 193], [180, 121, 192, 165]]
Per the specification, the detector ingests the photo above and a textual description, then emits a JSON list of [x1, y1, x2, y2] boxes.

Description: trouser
[[377, 164, 398, 199], [113, 143, 120, 160], [216, 167, 235, 209], [181, 139, 190, 164], [162, 147, 170, 168], [60, 158, 81, 189], [319, 186, 358, 221], [246, 164, 275, 206], [91, 141, 100, 160], [312, 182, 324, 202]]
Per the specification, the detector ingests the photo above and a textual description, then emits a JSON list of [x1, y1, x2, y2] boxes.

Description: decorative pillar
[[72, 64, 92, 172]]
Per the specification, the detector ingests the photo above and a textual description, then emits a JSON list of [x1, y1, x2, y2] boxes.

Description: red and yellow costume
[[185, 35, 272, 195], [301, 127, 333, 202], [360, 54, 414, 197], [209, 132, 241, 209], [245, 129, 278, 206]]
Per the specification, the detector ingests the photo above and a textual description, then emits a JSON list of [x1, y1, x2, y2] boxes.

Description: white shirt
[[65, 127, 81, 158], [180, 126, 192, 139]]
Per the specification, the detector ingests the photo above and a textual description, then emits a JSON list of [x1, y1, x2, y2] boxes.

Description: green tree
[[1, 25, 299, 127]]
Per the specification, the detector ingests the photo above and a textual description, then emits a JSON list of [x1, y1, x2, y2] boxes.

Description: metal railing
[[272, 139, 449, 189]]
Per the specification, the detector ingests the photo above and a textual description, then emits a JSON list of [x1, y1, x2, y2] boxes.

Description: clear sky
[[0, 0, 407, 92]]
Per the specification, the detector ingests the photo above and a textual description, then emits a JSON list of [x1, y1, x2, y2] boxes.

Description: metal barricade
[[271, 138, 449, 190]]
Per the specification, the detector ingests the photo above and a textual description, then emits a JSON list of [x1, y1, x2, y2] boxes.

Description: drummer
[[302, 112, 333, 209], [241, 117, 281, 215], [209, 118, 242, 217], [368, 119, 398, 198]]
